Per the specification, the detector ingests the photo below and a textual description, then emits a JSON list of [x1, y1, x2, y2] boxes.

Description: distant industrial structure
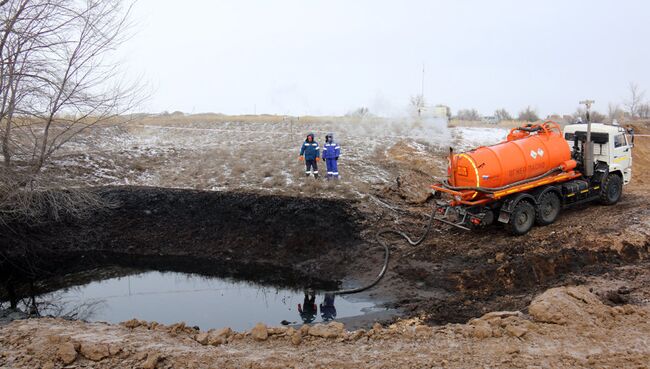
[[432, 105, 451, 119], [414, 103, 451, 120]]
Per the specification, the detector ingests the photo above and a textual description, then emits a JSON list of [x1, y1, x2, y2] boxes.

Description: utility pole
[[579, 99, 595, 176], [421, 63, 425, 98], [418, 63, 425, 117], [580, 99, 595, 122]]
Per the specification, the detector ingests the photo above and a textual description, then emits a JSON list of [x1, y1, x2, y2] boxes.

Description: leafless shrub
[[608, 103, 626, 123], [517, 106, 539, 122], [345, 107, 370, 118], [494, 108, 512, 121], [0, 169, 117, 226], [638, 103, 650, 119], [0, 0, 141, 225], [625, 82, 645, 119], [573, 108, 606, 123], [409, 94, 426, 117], [12, 288, 105, 320], [456, 109, 481, 121]]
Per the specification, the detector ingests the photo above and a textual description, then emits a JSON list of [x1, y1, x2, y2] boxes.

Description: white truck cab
[[563, 123, 633, 184]]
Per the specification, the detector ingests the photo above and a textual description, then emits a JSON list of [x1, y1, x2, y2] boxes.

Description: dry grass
[[447, 119, 526, 128], [128, 113, 381, 126], [120, 113, 430, 132], [18, 113, 467, 200], [0, 169, 117, 226]]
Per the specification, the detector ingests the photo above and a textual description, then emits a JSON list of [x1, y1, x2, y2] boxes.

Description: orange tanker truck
[[431, 120, 634, 235]]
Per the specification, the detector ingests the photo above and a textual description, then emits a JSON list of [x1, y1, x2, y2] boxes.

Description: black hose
[[442, 166, 563, 193], [326, 205, 439, 295], [323, 166, 562, 295], [514, 126, 540, 132]]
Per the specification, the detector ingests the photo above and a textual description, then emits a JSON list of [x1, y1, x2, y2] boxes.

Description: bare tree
[[494, 108, 512, 121], [456, 108, 480, 121], [409, 94, 426, 117], [0, 0, 140, 225], [625, 82, 645, 119], [574, 107, 606, 123], [346, 107, 370, 118], [638, 103, 650, 119], [517, 106, 539, 122], [607, 103, 626, 123]]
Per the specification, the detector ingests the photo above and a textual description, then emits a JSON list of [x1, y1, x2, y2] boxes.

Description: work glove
[[298, 156, 304, 161], [315, 157, 320, 162]]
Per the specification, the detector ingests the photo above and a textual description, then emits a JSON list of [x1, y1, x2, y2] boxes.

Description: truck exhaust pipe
[[580, 99, 595, 177], [584, 120, 593, 176]]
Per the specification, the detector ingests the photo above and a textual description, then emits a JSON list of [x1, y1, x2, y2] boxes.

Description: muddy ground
[[2, 286, 650, 368], [1, 118, 650, 368]]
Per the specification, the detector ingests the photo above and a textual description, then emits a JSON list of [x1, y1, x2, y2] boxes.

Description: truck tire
[[506, 201, 535, 235], [535, 192, 561, 226], [600, 173, 622, 205]]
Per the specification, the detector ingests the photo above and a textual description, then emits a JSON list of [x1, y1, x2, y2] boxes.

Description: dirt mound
[[529, 286, 633, 326], [630, 121, 650, 188], [1, 286, 648, 368], [379, 141, 446, 204]]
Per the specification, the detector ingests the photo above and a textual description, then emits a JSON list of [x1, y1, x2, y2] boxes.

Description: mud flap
[[497, 211, 510, 224]]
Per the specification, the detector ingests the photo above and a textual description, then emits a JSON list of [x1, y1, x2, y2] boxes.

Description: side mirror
[[626, 129, 635, 147]]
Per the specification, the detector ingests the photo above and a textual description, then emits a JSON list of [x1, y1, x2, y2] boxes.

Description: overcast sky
[[121, 0, 650, 117]]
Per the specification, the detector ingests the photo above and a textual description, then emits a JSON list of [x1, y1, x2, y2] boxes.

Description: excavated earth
[[1, 122, 650, 368], [0, 188, 363, 308]]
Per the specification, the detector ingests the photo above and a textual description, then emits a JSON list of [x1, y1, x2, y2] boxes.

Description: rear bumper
[[431, 201, 481, 231]]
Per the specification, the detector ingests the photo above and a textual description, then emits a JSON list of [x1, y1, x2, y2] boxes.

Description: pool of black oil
[[2, 267, 377, 331]]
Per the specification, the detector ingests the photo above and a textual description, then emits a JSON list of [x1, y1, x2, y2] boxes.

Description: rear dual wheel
[[535, 192, 561, 226], [506, 201, 535, 236], [507, 192, 561, 235]]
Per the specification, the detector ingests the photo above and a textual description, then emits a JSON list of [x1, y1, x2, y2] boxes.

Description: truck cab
[[563, 123, 633, 185]]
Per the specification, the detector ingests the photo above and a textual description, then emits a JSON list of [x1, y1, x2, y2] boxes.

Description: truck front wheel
[[600, 173, 622, 205], [506, 201, 535, 235], [536, 192, 561, 226]]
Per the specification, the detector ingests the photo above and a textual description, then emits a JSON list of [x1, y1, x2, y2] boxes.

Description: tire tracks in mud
[[358, 187, 650, 324]]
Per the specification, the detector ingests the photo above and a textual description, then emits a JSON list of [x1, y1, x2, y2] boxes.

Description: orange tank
[[448, 122, 575, 199]]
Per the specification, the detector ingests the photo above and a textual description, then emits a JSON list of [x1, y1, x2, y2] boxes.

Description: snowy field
[[44, 118, 509, 199]]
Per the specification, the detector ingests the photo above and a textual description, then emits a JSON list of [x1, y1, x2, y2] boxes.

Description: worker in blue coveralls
[[299, 133, 320, 178], [322, 133, 341, 179], [320, 293, 337, 322]]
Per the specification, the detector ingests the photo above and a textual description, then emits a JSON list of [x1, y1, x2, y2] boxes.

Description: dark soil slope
[[1, 187, 364, 292]]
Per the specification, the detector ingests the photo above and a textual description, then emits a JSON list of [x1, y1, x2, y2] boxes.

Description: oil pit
[[4, 267, 378, 331]]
